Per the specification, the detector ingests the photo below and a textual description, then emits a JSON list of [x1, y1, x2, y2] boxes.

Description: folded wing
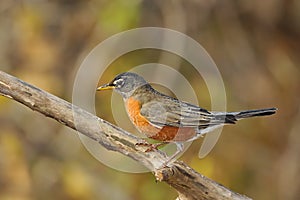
[[140, 98, 236, 129]]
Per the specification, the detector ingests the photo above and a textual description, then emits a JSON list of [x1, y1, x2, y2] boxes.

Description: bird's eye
[[113, 78, 124, 88]]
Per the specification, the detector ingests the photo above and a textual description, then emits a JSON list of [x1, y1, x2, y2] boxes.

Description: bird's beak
[[96, 83, 115, 91]]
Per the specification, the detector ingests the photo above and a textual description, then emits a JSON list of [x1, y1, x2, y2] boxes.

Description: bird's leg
[[135, 141, 169, 152], [136, 142, 184, 168], [162, 142, 184, 167]]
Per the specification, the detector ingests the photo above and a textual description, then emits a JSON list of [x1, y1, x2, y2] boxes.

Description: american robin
[[97, 72, 277, 164]]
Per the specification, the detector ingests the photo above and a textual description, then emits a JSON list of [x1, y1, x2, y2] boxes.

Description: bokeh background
[[0, 0, 299, 200]]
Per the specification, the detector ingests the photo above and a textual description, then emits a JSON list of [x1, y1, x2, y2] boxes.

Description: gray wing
[[140, 99, 235, 128]]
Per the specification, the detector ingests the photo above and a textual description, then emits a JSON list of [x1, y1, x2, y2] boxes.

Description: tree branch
[[0, 70, 251, 200]]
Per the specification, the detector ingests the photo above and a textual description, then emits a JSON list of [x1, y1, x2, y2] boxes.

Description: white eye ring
[[113, 79, 124, 88]]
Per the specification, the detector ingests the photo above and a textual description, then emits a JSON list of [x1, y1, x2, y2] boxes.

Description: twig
[[0, 70, 251, 200]]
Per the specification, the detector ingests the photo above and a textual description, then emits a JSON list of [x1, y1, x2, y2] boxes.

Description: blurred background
[[0, 0, 299, 199]]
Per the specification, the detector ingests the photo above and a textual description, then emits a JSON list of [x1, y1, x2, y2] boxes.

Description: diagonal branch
[[0, 70, 251, 200]]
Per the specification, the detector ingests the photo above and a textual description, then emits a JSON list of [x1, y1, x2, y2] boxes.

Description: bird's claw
[[135, 142, 168, 152]]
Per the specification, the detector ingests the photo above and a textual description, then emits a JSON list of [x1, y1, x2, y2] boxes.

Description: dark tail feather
[[234, 108, 277, 120], [212, 108, 277, 124]]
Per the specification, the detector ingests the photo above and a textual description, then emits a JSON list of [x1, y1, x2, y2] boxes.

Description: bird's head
[[97, 72, 148, 99]]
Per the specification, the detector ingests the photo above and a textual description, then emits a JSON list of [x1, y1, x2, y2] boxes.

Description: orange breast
[[125, 97, 196, 142]]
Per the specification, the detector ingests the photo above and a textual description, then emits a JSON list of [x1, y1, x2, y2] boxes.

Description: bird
[[97, 72, 277, 165]]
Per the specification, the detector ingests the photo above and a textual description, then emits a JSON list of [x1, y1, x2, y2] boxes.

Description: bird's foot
[[135, 142, 169, 152]]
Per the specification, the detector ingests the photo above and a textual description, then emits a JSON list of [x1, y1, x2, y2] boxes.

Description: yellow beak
[[96, 83, 115, 91]]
